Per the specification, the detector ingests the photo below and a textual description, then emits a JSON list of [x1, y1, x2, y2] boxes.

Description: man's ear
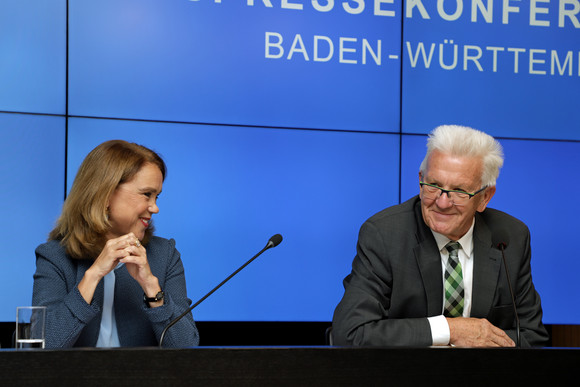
[[476, 185, 496, 212]]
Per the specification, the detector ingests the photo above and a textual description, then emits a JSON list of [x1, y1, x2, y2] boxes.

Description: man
[[332, 125, 548, 347]]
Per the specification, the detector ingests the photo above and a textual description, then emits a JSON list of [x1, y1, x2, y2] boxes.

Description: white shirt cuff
[[428, 315, 450, 346]]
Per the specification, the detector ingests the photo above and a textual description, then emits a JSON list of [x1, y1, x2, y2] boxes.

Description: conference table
[[1, 346, 578, 385]]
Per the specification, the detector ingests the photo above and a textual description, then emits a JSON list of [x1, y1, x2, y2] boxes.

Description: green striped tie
[[444, 241, 464, 317]]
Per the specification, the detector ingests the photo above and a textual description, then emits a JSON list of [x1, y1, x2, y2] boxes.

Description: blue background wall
[[1, 0, 579, 324]]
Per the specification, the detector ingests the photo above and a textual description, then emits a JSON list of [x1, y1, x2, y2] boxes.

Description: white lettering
[[404, 40, 579, 77], [486, 46, 505, 72], [314, 35, 334, 61], [551, 50, 573, 75], [406, 0, 430, 19], [247, 0, 273, 7], [472, 0, 493, 23], [363, 39, 381, 65], [559, 0, 580, 27], [502, 0, 520, 24], [312, 0, 334, 12], [406, 41, 436, 68], [508, 47, 525, 73], [375, 0, 396, 17], [340, 37, 358, 63], [288, 34, 310, 60], [343, 0, 365, 14], [439, 39, 458, 70], [266, 32, 383, 65], [438, 0, 464, 21], [529, 48, 547, 74], [238, 0, 580, 27], [530, 0, 550, 26], [281, 0, 303, 10], [265, 32, 284, 58], [464, 44, 483, 70]]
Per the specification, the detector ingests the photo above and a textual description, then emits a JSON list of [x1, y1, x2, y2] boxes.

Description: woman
[[32, 140, 199, 348]]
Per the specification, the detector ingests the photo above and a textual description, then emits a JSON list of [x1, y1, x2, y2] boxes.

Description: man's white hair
[[419, 125, 504, 187]]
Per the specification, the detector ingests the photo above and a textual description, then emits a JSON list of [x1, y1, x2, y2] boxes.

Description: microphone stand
[[159, 234, 282, 347], [499, 242, 521, 348]]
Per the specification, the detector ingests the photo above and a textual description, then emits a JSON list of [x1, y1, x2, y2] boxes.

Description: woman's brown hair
[[49, 140, 166, 259]]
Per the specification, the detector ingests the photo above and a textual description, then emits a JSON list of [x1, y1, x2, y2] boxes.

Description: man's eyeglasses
[[419, 182, 487, 206]]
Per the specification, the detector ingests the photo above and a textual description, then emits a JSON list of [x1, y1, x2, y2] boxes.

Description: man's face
[[419, 150, 495, 241]]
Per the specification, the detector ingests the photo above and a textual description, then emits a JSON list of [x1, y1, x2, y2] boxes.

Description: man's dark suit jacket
[[332, 196, 548, 347]]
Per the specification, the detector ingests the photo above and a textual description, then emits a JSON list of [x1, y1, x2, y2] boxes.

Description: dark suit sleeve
[[139, 238, 199, 348], [332, 221, 433, 346], [32, 243, 101, 348], [507, 227, 549, 347]]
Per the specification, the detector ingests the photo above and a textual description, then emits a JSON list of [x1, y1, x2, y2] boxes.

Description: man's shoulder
[[480, 207, 528, 232], [366, 196, 420, 226]]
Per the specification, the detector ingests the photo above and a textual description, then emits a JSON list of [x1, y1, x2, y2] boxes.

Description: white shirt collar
[[430, 218, 475, 258]]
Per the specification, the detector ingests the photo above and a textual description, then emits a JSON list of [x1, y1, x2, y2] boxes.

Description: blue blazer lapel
[[471, 213, 503, 318]]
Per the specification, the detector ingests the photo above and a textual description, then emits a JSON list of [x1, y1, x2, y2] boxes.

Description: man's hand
[[447, 317, 515, 347]]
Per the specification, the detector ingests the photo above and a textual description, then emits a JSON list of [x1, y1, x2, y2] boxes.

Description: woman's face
[[106, 163, 163, 241]]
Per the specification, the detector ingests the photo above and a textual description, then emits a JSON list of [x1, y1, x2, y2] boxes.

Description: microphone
[[492, 229, 520, 347], [158, 234, 283, 347]]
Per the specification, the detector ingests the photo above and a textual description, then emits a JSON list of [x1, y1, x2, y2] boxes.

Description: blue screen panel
[[402, 0, 580, 140], [493, 139, 580, 324], [401, 134, 580, 324], [67, 118, 400, 321], [0, 113, 65, 321], [0, 0, 66, 114], [68, 0, 401, 132]]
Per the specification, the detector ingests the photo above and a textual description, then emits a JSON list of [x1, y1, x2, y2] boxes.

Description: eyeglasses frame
[[419, 181, 487, 203]]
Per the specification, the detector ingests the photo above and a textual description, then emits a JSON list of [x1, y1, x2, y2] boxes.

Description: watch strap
[[143, 290, 164, 304]]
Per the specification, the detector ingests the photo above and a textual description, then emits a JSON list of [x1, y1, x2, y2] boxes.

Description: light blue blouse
[[96, 263, 123, 347]]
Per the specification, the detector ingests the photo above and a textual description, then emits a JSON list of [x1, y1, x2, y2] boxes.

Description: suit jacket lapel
[[471, 213, 503, 318], [412, 199, 444, 316]]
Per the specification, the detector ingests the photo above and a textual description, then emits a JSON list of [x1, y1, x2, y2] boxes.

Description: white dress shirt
[[427, 220, 475, 346]]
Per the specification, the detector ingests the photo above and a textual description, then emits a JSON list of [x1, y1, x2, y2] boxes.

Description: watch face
[[155, 291, 164, 301]]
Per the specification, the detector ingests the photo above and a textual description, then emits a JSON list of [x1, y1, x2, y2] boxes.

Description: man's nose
[[435, 190, 454, 208]]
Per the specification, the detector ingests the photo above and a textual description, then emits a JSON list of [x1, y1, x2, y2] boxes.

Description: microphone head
[[268, 234, 283, 248], [492, 228, 510, 249]]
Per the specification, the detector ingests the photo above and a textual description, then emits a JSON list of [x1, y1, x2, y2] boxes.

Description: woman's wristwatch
[[143, 290, 165, 306]]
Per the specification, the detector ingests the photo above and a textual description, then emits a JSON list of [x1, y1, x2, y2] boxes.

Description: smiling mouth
[[433, 210, 455, 219], [140, 218, 150, 227]]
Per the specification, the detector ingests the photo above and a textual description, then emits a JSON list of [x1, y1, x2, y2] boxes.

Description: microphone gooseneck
[[492, 229, 520, 348], [158, 234, 283, 347]]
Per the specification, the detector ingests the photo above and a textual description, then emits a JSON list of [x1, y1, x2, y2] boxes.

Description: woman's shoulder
[[148, 235, 175, 246], [146, 236, 178, 255], [35, 239, 67, 257], [146, 236, 183, 272], [34, 240, 81, 272]]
